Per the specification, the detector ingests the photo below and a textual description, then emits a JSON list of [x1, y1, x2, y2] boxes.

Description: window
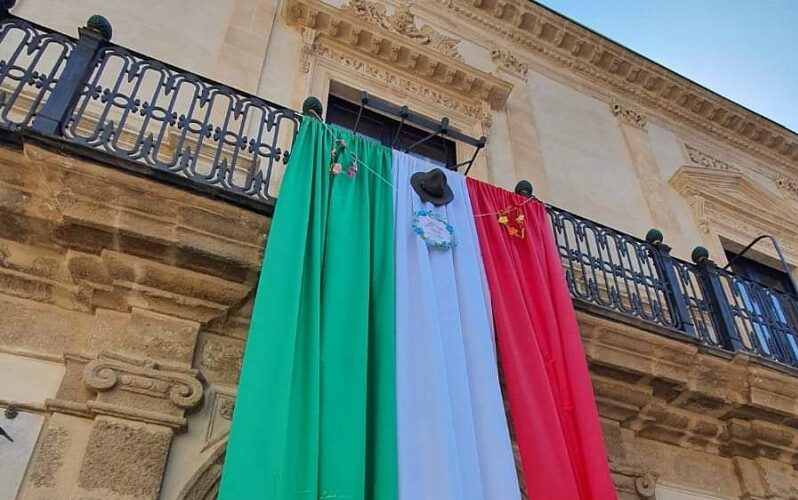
[[326, 95, 457, 168], [724, 249, 798, 358], [724, 251, 796, 295]]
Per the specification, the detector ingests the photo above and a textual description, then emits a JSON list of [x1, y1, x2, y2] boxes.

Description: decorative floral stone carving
[[490, 45, 529, 77], [218, 398, 234, 421], [776, 176, 798, 197], [344, 0, 462, 59], [200, 337, 244, 382], [611, 100, 647, 129], [684, 144, 739, 172]]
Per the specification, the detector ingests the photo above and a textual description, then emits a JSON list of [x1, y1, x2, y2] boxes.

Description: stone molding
[[580, 310, 798, 466], [431, 0, 798, 170], [683, 144, 740, 172], [300, 30, 493, 127], [611, 100, 647, 129], [285, 0, 513, 112], [611, 464, 658, 499], [669, 166, 798, 259], [682, 141, 798, 200], [343, 0, 462, 59]]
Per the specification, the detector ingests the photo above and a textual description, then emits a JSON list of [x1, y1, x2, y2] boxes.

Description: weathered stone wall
[[582, 311, 798, 499], [0, 141, 265, 499]]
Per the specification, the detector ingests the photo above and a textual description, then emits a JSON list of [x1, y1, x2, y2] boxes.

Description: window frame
[[325, 94, 458, 169]]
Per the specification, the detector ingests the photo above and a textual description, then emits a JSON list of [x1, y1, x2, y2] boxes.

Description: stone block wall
[[0, 140, 266, 500], [2, 139, 798, 500]]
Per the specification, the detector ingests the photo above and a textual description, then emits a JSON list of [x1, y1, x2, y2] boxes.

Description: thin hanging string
[[308, 110, 395, 188], [472, 194, 536, 218], [307, 110, 537, 219]]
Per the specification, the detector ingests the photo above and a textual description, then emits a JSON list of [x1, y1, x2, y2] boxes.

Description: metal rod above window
[[349, 91, 486, 173]]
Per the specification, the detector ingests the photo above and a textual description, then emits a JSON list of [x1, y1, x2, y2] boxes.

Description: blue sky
[[535, 0, 797, 132]]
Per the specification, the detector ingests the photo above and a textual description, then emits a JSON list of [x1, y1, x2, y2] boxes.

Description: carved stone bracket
[[490, 45, 529, 77], [686, 194, 710, 234], [776, 176, 798, 198], [80, 351, 204, 430], [611, 100, 647, 129], [299, 27, 320, 74], [286, 0, 513, 113]]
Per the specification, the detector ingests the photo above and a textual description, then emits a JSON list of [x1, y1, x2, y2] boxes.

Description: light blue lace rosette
[[412, 210, 457, 250]]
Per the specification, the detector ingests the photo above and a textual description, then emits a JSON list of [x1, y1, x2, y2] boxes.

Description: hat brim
[[410, 171, 454, 206]]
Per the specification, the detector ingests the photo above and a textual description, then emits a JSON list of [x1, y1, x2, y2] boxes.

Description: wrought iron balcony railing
[[0, 14, 299, 210], [1, 13, 796, 370]]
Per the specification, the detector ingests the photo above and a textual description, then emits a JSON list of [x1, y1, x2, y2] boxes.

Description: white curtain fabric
[[393, 151, 521, 500]]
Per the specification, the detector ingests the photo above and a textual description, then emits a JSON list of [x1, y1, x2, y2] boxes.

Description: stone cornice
[[285, 0, 513, 111], [580, 311, 798, 468], [432, 0, 798, 170]]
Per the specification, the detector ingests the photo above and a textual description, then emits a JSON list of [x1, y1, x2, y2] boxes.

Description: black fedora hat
[[410, 168, 454, 206]]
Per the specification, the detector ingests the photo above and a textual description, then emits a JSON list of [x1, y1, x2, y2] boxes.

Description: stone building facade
[[1, 1, 797, 499]]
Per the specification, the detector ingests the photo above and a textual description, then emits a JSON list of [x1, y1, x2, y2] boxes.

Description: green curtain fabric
[[218, 117, 396, 500]]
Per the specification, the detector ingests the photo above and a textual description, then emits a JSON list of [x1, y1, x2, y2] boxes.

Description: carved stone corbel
[[686, 194, 710, 234], [299, 27, 320, 73], [490, 44, 529, 78], [611, 99, 647, 129], [82, 351, 204, 430], [776, 176, 798, 198]]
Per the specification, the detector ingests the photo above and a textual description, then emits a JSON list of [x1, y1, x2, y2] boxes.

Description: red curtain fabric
[[467, 178, 616, 500]]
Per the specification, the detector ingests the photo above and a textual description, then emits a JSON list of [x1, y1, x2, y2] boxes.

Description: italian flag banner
[[219, 114, 615, 500]]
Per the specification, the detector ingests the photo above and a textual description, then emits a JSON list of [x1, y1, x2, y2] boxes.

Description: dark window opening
[[325, 94, 457, 168], [725, 250, 796, 295], [724, 249, 798, 359]]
